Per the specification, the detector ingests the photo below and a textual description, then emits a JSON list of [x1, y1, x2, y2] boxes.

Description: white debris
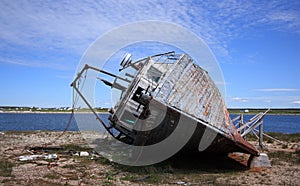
[[79, 151, 89, 156], [19, 155, 43, 161], [19, 154, 58, 161], [174, 181, 187, 185], [45, 154, 58, 159]]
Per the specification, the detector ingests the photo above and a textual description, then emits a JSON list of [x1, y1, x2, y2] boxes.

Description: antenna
[[120, 53, 132, 68]]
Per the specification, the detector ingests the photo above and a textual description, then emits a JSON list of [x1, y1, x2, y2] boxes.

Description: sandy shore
[[0, 131, 299, 185]]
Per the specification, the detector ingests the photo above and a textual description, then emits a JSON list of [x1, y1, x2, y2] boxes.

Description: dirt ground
[[0, 131, 299, 185]]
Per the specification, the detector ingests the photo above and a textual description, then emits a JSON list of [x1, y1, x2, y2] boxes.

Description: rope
[[41, 108, 75, 147], [41, 69, 89, 147]]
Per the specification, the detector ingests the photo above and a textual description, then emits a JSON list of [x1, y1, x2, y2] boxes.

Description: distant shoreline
[[228, 109, 300, 115], [0, 111, 110, 114], [229, 113, 300, 116], [1, 110, 300, 115]]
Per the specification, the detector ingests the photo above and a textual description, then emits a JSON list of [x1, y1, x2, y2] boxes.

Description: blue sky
[[0, 0, 299, 108]]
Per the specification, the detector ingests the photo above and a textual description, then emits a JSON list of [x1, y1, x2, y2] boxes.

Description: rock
[[249, 153, 271, 168]]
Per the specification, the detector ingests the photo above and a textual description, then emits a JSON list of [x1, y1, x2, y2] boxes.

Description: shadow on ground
[[115, 151, 248, 177]]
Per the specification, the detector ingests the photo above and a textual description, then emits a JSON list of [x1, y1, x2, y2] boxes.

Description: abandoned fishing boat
[[71, 51, 259, 158]]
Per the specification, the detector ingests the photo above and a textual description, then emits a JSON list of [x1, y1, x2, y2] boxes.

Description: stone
[[249, 153, 271, 168]]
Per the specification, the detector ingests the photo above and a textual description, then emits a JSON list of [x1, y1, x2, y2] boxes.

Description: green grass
[[0, 160, 15, 177], [243, 132, 300, 142], [112, 154, 245, 184], [28, 179, 71, 186], [61, 164, 77, 169], [20, 143, 93, 158], [264, 132, 300, 142], [268, 150, 300, 165], [60, 144, 93, 152], [107, 160, 175, 184]]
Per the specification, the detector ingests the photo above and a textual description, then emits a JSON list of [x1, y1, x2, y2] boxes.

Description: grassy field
[[228, 108, 300, 115]]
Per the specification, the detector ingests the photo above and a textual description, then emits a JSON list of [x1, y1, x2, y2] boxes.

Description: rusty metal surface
[[150, 54, 257, 155], [153, 54, 235, 136], [112, 52, 258, 155]]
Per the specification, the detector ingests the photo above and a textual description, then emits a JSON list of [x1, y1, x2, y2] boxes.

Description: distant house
[[239, 109, 249, 113]]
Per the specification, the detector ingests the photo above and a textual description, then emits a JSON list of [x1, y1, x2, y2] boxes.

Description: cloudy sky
[[0, 0, 299, 108]]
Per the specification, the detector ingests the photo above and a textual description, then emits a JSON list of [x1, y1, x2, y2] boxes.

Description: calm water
[[0, 113, 79, 131], [0, 113, 299, 134], [230, 114, 300, 134]]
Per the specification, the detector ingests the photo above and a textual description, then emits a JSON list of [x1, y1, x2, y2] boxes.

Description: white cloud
[[253, 88, 299, 92], [231, 97, 248, 102], [1, 0, 299, 108], [227, 95, 300, 108], [0, 57, 69, 71], [0, 0, 299, 62], [292, 101, 300, 105]]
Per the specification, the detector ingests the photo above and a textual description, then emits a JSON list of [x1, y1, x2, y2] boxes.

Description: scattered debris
[[45, 154, 58, 160], [79, 151, 89, 156], [173, 181, 188, 185], [72, 151, 91, 157], [19, 155, 43, 161], [19, 154, 58, 161], [1, 131, 299, 185]]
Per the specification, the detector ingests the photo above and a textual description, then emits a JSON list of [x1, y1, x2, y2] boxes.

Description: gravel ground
[[0, 131, 299, 185]]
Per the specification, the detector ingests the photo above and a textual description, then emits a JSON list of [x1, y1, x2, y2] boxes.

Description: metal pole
[[240, 114, 246, 140], [87, 65, 131, 83], [72, 84, 116, 138], [253, 128, 286, 145], [70, 64, 88, 87], [259, 119, 263, 148]]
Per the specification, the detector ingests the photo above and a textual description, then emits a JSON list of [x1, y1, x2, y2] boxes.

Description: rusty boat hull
[[105, 52, 259, 156]]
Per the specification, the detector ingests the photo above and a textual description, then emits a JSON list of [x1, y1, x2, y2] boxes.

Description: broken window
[[147, 66, 162, 83]]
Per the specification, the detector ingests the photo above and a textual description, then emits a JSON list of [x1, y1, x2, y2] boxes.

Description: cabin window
[[111, 66, 137, 108], [147, 66, 162, 83], [120, 109, 137, 126]]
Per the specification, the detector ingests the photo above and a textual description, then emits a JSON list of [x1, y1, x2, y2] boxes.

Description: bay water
[[0, 113, 299, 134]]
